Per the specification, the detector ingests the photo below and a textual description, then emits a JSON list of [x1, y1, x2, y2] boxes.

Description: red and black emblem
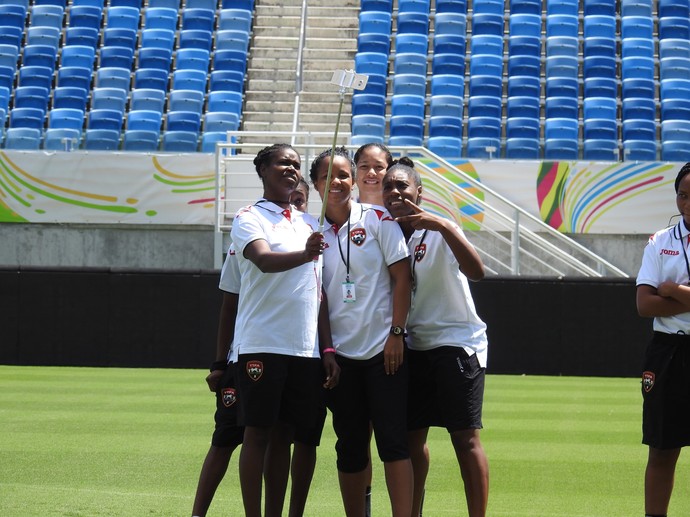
[[414, 243, 427, 262], [246, 360, 263, 381], [642, 371, 655, 393], [350, 228, 366, 246], [221, 387, 237, 407]]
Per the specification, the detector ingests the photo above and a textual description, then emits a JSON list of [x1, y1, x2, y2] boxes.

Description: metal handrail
[[290, 0, 308, 144]]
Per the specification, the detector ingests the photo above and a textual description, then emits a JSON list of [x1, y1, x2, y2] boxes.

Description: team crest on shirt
[[642, 371, 655, 393], [246, 360, 263, 381], [221, 387, 237, 407], [414, 243, 427, 262], [350, 228, 367, 246]]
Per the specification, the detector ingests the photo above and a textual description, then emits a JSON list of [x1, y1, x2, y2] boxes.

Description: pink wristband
[[322, 347, 336, 354]]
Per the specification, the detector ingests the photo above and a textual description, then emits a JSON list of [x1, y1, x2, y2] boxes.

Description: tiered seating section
[[0, 0, 252, 152], [352, 0, 690, 161]]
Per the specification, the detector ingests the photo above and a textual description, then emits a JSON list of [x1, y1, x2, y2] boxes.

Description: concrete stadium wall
[[0, 268, 651, 377]]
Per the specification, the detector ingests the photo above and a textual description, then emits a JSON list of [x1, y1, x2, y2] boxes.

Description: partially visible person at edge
[[636, 161, 690, 517], [191, 179, 321, 517], [382, 158, 490, 517], [230, 143, 339, 517], [310, 146, 414, 517], [354, 142, 393, 208]]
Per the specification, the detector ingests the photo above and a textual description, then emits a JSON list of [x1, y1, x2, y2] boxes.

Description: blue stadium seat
[[388, 135, 424, 146], [658, 0, 690, 17], [583, 118, 617, 140], [130, 88, 166, 112], [389, 114, 424, 143], [96, 67, 131, 90], [213, 49, 248, 74], [48, 107, 84, 132], [472, 0, 504, 14], [217, 9, 253, 32], [169, 90, 204, 113], [435, 0, 467, 13], [506, 95, 540, 118], [583, 15, 616, 39], [162, 131, 199, 152], [391, 94, 425, 118], [392, 74, 424, 96], [546, 35, 578, 57], [505, 137, 540, 159], [544, 76, 577, 97], [469, 74, 502, 97], [583, 77, 617, 98], [470, 53, 503, 76], [544, 138, 578, 159], [428, 136, 463, 157], [583, 55, 616, 79], [172, 69, 206, 92], [509, 14, 542, 37], [23, 44, 58, 69], [84, 128, 120, 150], [398, 0, 431, 13], [471, 13, 504, 36], [508, 35, 541, 57], [358, 32, 391, 54], [428, 115, 462, 138], [4, 127, 42, 149], [621, 37, 654, 59], [584, 36, 616, 58], [395, 33, 427, 54], [166, 111, 201, 133], [18, 65, 53, 90], [623, 77, 655, 99], [0, 5, 27, 30], [583, 96, 616, 120], [466, 137, 501, 158], [430, 94, 463, 118], [176, 48, 211, 72], [185, 0, 215, 9], [661, 78, 690, 100], [64, 27, 99, 48], [545, 55, 579, 78], [433, 34, 465, 55], [356, 52, 388, 77], [10, 107, 45, 129], [26, 26, 61, 47], [432, 53, 465, 75], [435, 12, 466, 36], [430, 74, 463, 96], [148, 0, 180, 9], [137, 47, 172, 70], [660, 57, 690, 81], [659, 16, 690, 40], [88, 109, 124, 131], [546, 14, 578, 38], [56, 66, 92, 91], [201, 131, 230, 153], [44, 128, 81, 151], [0, 26, 23, 48], [31, 4, 64, 29], [134, 68, 169, 90], [622, 97, 656, 121], [396, 12, 429, 34], [207, 91, 242, 116], [106, 6, 139, 31], [352, 93, 386, 117], [180, 29, 214, 51], [510, 0, 542, 15], [182, 8, 215, 32], [13, 86, 50, 113], [468, 95, 501, 118], [661, 98, 690, 121], [123, 129, 160, 151], [506, 116, 540, 139], [662, 119, 690, 142], [545, 96, 578, 118], [69, 5, 103, 30], [103, 28, 137, 50], [351, 114, 386, 142], [209, 70, 244, 92], [507, 55, 541, 77], [394, 53, 427, 75], [545, 117, 578, 140], [470, 34, 503, 55], [52, 86, 88, 111], [361, 0, 394, 11], [61, 45, 96, 69], [204, 111, 241, 132], [583, 139, 619, 160], [110, 0, 143, 7], [622, 119, 656, 140], [546, 0, 579, 15], [99, 46, 134, 69], [467, 116, 501, 139], [662, 140, 690, 161], [359, 74, 387, 96], [215, 29, 250, 52], [659, 38, 690, 59], [623, 139, 657, 161], [91, 87, 127, 112], [584, 0, 616, 15], [127, 109, 162, 132], [141, 28, 175, 51], [621, 0, 653, 16], [144, 7, 178, 31], [508, 75, 541, 97], [621, 15, 654, 39]]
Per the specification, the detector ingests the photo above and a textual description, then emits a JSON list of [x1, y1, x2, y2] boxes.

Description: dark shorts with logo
[[237, 353, 323, 429], [407, 346, 485, 433], [211, 365, 244, 448], [642, 331, 690, 449]]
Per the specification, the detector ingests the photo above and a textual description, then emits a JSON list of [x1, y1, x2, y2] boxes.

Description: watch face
[[391, 326, 403, 335]]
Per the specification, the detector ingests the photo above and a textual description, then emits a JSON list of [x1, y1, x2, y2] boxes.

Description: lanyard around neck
[[335, 212, 351, 282], [676, 222, 690, 285]]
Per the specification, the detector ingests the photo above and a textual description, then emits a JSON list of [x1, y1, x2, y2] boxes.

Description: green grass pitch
[[1, 366, 689, 516]]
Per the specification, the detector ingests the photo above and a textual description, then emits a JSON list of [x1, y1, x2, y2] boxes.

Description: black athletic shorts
[[642, 331, 690, 449], [407, 346, 485, 432], [211, 365, 244, 448]]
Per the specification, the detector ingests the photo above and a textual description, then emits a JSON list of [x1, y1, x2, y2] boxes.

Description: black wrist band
[[210, 360, 228, 372]]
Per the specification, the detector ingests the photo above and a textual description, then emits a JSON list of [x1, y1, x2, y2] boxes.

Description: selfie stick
[[317, 69, 369, 232]]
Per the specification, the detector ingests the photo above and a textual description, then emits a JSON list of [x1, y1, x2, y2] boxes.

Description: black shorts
[[326, 352, 410, 473], [294, 398, 327, 447], [642, 331, 690, 449], [211, 365, 244, 448], [237, 353, 323, 429], [407, 346, 485, 433]]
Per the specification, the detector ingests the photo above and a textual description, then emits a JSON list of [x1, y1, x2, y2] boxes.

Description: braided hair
[[309, 146, 355, 184], [674, 162, 690, 193]]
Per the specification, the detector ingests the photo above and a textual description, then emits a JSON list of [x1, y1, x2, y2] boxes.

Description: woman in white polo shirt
[[230, 143, 338, 517], [309, 146, 413, 517], [636, 162, 690, 517], [382, 159, 489, 517]]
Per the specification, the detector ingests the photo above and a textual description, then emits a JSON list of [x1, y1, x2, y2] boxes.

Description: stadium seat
[[584, 36, 617, 58], [162, 131, 199, 152], [23, 44, 58, 69], [506, 95, 540, 118], [358, 32, 391, 55], [110, 0, 143, 7], [468, 74, 503, 97], [508, 75, 541, 97], [64, 27, 99, 48], [88, 109, 124, 131], [0, 26, 23, 48], [355, 52, 389, 77], [52, 86, 88, 111], [546, 35, 578, 57], [622, 119, 656, 141], [185, 0, 216, 9], [583, 55, 616, 79], [358, 74, 387, 96], [433, 34, 465, 56], [507, 55, 541, 77], [44, 127, 81, 151], [509, 13, 542, 37], [546, 0, 578, 15], [47, 108, 84, 132], [662, 140, 690, 161], [545, 117, 578, 140], [659, 16, 690, 40], [398, 0, 431, 13], [361, 0, 394, 11], [99, 46, 134, 69], [103, 28, 138, 50], [106, 6, 139, 31], [661, 98, 690, 121], [505, 137, 540, 159], [621, 0, 653, 16], [391, 94, 425, 118], [168, 89, 204, 113], [473, 0, 504, 14], [467, 116, 501, 139], [544, 138, 578, 159], [622, 97, 656, 121], [218, 9, 253, 32], [213, 49, 248, 74], [9, 107, 45, 129], [4, 127, 42, 149], [510, 0, 542, 15], [623, 139, 657, 161], [658, 0, 690, 17], [178, 29, 213, 51], [468, 95, 501, 118], [505, 116, 540, 139], [61, 45, 96, 69], [394, 53, 427, 76], [201, 131, 230, 153], [389, 114, 424, 143], [661, 119, 690, 142], [351, 114, 386, 141], [209, 70, 244, 93], [148, 0, 180, 8], [141, 28, 176, 52], [127, 109, 162, 133], [470, 54, 503, 77], [621, 16, 654, 39], [396, 33, 427, 54], [396, 12, 429, 34], [352, 93, 386, 117], [392, 74, 424, 96], [583, 15, 616, 39], [470, 34, 503, 56], [96, 67, 131, 90], [428, 115, 462, 138], [623, 78, 656, 99], [546, 14, 578, 38], [91, 87, 128, 113], [435, 12, 466, 36], [660, 57, 690, 81], [621, 37, 654, 59], [176, 48, 211, 72], [166, 111, 201, 133], [171, 69, 206, 92], [471, 13, 504, 36], [123, 129, 160, 151], [84, 128, 120, 150], [583, 139, 619, 160], [584, 0, 616, 15], [204, 111, 240, 133], [583, 118, 617, 140], [428, 136, 463, 157], [430, 74, 463, 96], [207, 91, 242, 115], [56, 66, 92, 91], [13, 86, 50, 113], [509, 35, 541, 57], [182, 8, 215, 32], [545, 55, 579, 78], [659, 38, 690, 60], [137, 47, 172, 70], [144, 7, 178, 31], [432, 53, 465, 76], [18, 66, 53, 90], [545, 96, 578, 119], [26, 26, 60, 47], [583, 96, 616, 120], [435, 0, 467, 13], [130, 88, 166, 112], [430, 94, 463, 118], [583, 77, 617, 98], [466, 137, 501, 158], [68, 5, 103, 30], [134, 68, 169, 90], [0, 5, 27, 30], [215, 29, 250, 52], [31, 4, 64, 29]]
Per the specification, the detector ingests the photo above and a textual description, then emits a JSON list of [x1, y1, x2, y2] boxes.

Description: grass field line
[[0, 481, 191, 500]]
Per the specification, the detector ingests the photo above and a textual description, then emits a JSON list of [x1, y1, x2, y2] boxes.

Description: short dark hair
[[353, 142, 394, 167], [309, 146, 354, 184], [252, 143, 296, 178], [675, 162, 690, 193]]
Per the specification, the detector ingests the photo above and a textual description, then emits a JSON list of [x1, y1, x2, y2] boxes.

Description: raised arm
[[243, 232, 323, 273]]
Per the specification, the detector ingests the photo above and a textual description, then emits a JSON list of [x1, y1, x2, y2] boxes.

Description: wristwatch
[[390, 325, 404, 336]]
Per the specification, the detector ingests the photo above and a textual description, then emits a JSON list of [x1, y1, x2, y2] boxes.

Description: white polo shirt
[[637, 222, 690, 334], [218, 245, 240, 363], [321, 202, 410, 360], [230, 199, 320, 358], [406, 225, 488, 367]]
